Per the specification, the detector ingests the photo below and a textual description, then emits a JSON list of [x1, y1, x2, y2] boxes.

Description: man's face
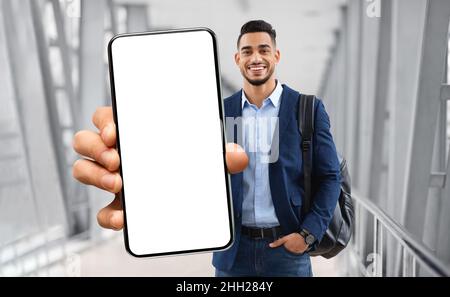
[[235, 32, 280, 86]]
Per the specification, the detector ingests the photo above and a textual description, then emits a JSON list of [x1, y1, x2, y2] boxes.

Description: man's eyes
[[242, 50, 269, 55]]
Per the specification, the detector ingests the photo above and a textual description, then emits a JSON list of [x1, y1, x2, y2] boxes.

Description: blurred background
[[0, 0, 450, 277]]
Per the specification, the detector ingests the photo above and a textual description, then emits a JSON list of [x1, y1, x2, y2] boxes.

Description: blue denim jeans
[[215, 234, 313, 277]]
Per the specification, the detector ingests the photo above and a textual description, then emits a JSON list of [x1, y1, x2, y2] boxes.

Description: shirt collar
[[241, 80, 283, 109]]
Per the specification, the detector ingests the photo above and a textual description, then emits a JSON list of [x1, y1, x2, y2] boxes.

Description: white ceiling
[[117, 0, 347, 95]]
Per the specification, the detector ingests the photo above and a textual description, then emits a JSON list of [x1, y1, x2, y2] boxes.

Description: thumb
[[269, 236, 287, 248], [225, 143, 249, 174]]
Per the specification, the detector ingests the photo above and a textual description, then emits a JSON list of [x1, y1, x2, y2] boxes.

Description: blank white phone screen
[[108, 29, 233, 257]]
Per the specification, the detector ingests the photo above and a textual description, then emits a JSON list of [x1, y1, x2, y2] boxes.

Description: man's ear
[[234, 52, 240, 65], [275, 49, 281, 64]]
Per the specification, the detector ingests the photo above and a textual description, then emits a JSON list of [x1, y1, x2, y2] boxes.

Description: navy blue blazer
[[212, 84, 341, 271]]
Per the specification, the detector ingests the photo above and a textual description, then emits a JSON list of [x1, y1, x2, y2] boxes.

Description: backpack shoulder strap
[[298, 94, 316, 216]]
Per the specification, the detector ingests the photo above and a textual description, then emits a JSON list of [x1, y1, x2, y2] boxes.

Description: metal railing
[[347, 193, 450, 277], [0, 226, 67, 276]]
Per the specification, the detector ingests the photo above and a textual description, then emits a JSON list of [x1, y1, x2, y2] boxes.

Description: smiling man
[[212, 20, 341, 277]]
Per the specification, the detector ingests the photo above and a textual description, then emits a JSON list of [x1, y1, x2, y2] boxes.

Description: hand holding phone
[[73, 107, 248, 233], [103, 28, 243, 257]]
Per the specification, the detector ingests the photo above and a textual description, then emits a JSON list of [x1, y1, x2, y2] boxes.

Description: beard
[[241, 65, 275, 86]]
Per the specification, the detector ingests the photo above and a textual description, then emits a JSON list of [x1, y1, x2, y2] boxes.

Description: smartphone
[[108, 28, 234, 257]]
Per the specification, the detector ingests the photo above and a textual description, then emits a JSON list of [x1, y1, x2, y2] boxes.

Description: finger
[[92, 106, 116, 147], [97, 196, 124, 230], [73, 130, 120, 171], [72, 159, 122, 193], [225, 143, 249, 174], [269, 236, 287, 248]]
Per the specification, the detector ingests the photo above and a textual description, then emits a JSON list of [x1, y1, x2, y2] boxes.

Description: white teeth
[[249, 66, 264, 70]]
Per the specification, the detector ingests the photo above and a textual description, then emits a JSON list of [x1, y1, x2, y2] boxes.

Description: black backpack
[[298, 94, 354, 259]]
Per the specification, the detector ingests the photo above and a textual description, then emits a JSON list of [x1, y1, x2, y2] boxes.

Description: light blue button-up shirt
[[241, 81, 283, 228]]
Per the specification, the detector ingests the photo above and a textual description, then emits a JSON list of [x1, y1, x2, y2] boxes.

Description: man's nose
[[250, 52, 263, 63]]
